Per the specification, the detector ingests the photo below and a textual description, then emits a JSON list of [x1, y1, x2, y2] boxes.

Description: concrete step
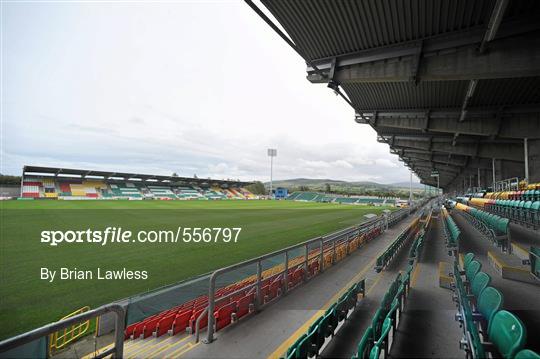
[[487, 250, 538, 285]]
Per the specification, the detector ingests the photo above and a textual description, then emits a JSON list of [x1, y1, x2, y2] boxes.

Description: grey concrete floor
[[389, 217, 463, 358]]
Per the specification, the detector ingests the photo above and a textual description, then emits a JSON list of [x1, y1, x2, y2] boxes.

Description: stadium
[[1, 1, 540, 359]]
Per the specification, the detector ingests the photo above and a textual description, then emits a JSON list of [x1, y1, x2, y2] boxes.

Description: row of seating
[[408, 230, 425, 263], [484, 189, 540, 201], [285, 280, 365, 359], [441, 206, 461, 252], [125, 277, 262, 340], [451, 253, 538, 358], [351, 209, 432, 359], [353, 269, 412, 359], [484, 200, 540, 229], [454, 203, 510, 252], [287, 191, 391, 205], [375, 218, 419, 272]]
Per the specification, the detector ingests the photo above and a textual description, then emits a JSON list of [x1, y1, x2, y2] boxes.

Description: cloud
[[2, 2, 419, 184], [129, 116, 145, 124]]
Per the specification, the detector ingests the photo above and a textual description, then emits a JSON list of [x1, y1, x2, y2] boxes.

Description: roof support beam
[[479, 0, 510, 54], [459, 0, 508, 123], [368, 111, 540, 139], [459, 79, 478, 122], [308, 30, 540, 83], [391, 138, 523, 162]]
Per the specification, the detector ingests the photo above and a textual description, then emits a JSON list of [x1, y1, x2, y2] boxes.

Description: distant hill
[[264, 178, 428, 197], [388, 181, 425, 189]]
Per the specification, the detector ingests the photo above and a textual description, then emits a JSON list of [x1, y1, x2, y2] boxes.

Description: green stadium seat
[[515, 349, 540, 359], [477, 286, 503, 333], [466, 260, 482, 283], [385, 298, 400, 328], [308, 317, 325, 352], [471, 272, 491, 299], [355, 326, 374, 359], [316, 312, 332, 340], [324, 305, 338, 336], [369, 318, 393, 359], [286, 333, 306, 359], [371, 308, 384, 338], [464, 253, 475, 270], [488, 310, 527, 359], [285, 347, 297, 359], [296, 326, 317, 358]]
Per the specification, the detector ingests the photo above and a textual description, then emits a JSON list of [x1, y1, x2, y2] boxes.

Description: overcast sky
[[1, 0, 419, 184]]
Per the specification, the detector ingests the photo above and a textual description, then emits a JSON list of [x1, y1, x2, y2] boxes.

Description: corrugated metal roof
[[257, 0, 540, 189], [342, 81, 468, 110], [262, 0, 497, 60], [470, 77, 540, 107]]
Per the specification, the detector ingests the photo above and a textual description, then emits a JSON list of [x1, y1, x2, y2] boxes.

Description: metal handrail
[[0, 304, 125, 358], [202, 207, 415, 343]]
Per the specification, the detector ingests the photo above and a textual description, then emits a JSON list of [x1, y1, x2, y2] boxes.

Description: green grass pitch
[[0, 200, 392, 339]]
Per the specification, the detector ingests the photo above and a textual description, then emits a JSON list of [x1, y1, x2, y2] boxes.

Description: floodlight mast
[[267, 149, 277, 199]]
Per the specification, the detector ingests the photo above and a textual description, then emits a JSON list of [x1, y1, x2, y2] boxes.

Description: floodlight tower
[[268, 148, 277, 199]]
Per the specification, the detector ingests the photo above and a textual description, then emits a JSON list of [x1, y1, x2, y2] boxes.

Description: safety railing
[[201, 207, 416, 344], [49, 306, 91, 355], [0, 304, 125, 359], [493, 177, 520, 192]]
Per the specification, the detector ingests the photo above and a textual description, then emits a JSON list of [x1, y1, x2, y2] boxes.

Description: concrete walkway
[[389, 215, 463, 358]]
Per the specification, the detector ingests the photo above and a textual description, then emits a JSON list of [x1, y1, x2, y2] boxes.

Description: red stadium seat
[[132, 321, 147, 339], [189, 307, 208, 333], [230, 290, 246, 302], [215, 297, 231, 308], [236, 293, 255, 319], [59, 183, 71, 193], [173, 309, 193, 335], [22, 182, 41, 186], [142, 316, 161, 338], [309, 260, 320, 276], [156, 313, 176, 337], [215, 302, 237, 331], [125, 321, 140, 339]]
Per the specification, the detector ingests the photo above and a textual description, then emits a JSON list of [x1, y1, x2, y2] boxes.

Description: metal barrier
[[0, 304, 125, 359], [49, 306, 91, 355], [202, 207, 415, 344]]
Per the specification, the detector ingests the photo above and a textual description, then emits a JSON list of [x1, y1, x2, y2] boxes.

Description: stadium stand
[[454, 184, 540, 230], [146, 185, 177, 199], [21, 178, 41, 198], [0, 199, 447, 359], [18, 166, 256, 201], [375, 218, 419, 272], [122, 222, 390, 343], [288, 191, 393, 206], [453, 202, 511, 252]]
